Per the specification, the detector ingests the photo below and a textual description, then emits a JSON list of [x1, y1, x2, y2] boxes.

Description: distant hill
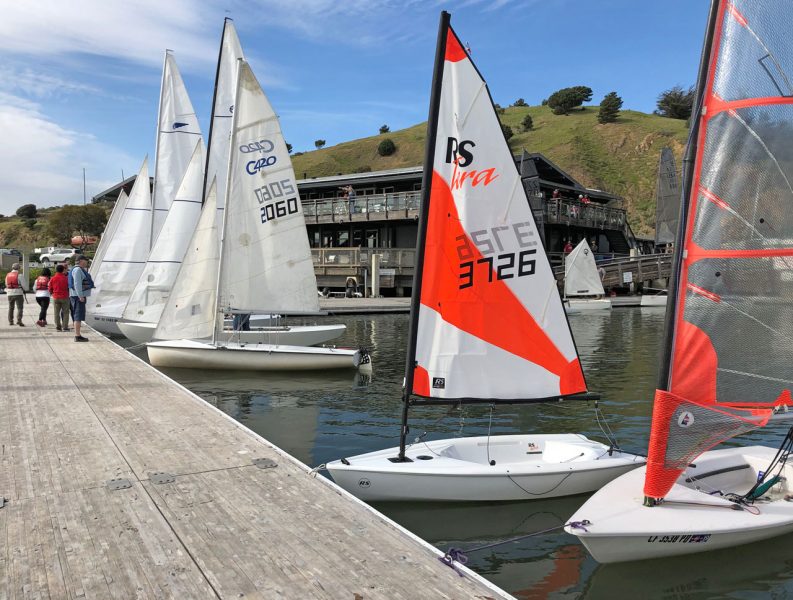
[[292, 105, 690, 237]]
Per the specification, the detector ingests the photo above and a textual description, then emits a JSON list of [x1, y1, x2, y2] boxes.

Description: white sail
[[123, 141, 205, 324], [151, 51, 202, 244], [154, 179, 219, 341], [89, 157, 152, 319], [217, 60, 319, 317], [564, 239, 605, 297], [207, 19, 244, 214], [91, 188, 128, 274], [411, 29, 584, 400]]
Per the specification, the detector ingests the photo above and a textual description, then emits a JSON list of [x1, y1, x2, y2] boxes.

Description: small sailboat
[[87, 158, 152, 335], [326, 13, 642, 502], [568, 0, 793, 562], [147, 60, 363, 371], [564, 240, 611, 311], [91, 189, 128, 272], [90, 51, 202, 336]]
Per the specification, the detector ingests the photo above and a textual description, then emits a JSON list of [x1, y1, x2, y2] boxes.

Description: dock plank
[[0, 298, 511, 599]]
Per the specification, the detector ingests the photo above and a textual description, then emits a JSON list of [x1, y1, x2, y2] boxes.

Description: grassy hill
[[292, 105, 690, 236]]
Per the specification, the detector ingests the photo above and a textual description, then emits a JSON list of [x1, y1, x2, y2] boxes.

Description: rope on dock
[[439, 520, 591, 576]]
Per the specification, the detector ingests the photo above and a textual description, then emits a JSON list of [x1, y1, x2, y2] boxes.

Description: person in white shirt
[[4, 263, 27, 326]]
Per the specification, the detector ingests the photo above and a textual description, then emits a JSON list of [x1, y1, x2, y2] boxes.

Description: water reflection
[[119, 310, 793, 598]]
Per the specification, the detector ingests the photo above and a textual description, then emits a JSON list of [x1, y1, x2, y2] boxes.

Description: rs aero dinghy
[[147, 59, 366, 372], [568, 0, 793, 563], [564, 239, 611, 312], [326, 13, 643, 502]]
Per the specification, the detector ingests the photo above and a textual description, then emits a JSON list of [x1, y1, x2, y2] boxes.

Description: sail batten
[[646, 0, 793, 500]]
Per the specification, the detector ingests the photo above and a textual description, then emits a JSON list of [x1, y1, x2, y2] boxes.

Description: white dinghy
[[639, 289, 668, 307], [326, 14, 642, 501], [564, 240, 611, 311], [568, 0, 793, 562], [147, 60, 363, 372]]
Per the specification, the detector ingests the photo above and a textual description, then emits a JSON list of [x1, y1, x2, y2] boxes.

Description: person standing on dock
[[49, 264, 70, 331], [68, 255, 94, 342], [34, 267, 51, 327], [5, 262, 27, 326]]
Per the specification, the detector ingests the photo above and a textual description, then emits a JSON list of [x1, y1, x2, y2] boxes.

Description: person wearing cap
[[68, 255, 94, 342], [4, 262, 27, 326]]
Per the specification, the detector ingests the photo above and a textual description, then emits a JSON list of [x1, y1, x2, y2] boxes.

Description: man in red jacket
[[48, 264, 70, 331]]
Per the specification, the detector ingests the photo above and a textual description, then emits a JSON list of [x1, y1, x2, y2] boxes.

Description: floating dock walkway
[[0, 296, 510, 599]]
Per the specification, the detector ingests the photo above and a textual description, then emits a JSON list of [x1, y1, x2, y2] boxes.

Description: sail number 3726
[[456, 222, 537, 289]]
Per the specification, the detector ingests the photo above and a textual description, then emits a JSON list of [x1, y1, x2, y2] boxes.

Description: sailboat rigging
[[325, 12, 642, 502], [568, 0, 793, 562]]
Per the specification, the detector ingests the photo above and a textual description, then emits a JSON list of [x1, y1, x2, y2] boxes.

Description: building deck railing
[[543, 198, 626, 230], [302, 192, 421, 223], [311, 247, 416, 270]]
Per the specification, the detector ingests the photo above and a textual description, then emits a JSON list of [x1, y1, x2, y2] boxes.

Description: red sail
[[645, 0, 793, 499]]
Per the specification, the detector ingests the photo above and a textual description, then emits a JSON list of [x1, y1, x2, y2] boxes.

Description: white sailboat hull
[[147, 338, 363, 371], [86, 312, 123, 336], [639, 294, 668, 307], [326, 434, 644, 502], [566, 446, 793, 563], [119, 320, 346, 347], [566, 298, 612, 311]]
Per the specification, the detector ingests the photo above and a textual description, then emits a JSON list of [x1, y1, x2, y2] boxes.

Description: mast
[[656, 0, 721, 392], [202, 18, 230, 204], [150, 50, 170, 251], [211, 58, 243, 346], [397, 11, 451, 461]]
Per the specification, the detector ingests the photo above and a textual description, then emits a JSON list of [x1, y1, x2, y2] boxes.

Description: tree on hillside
[[656, 85, 695, 120], [598, 92, 623, 124], [379, 124, 390, 134], [522, 114, 533, 131], [286, 142, 293, 153], [16, 204, 37, 218], [493, 103, 505, 115], [546, 86, 592, 115], [44, 205, 107, 247], [513, 98, 527, 107], [314, 139, 326, 149], [501, 124, 514, 141], [377, 138, 396, 156]]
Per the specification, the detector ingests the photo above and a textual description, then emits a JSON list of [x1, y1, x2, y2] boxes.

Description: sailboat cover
[[412, 26, 585, 401], [654, 147, 680, 246], [123, 141, 205, 325], [564, 239, 605, 297], [89, 158, 151, 318], [646, 0, 793, 499], [91, 189, 128, 274], [217, 60, 319, 319], [152, 52, 202, 243]]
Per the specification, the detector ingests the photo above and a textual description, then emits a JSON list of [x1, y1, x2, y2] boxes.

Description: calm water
[[124, 311, 793, 599]]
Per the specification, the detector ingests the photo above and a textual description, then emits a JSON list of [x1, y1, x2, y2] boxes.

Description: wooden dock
[[0, 295, 510, 599], [319, 297, 410, 314]]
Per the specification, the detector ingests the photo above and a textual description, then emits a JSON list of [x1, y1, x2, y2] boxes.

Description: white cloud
[[0, 93, 135, 215]]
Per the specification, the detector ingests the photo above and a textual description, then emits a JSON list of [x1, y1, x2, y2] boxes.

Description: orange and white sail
[[645, 0, 793, 500], [411, 25, 585, 401]]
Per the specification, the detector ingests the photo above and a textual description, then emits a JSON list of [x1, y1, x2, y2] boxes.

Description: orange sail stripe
[[699, 186, 731, 211], [444, 27, 467, 63], [707, 94, 793, 119], [686, 283, 721, 303], [727, 1, 748, 28], [419, 171, 585, 394]]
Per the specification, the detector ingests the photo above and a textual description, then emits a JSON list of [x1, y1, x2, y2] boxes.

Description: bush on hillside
[[377, 138, 397, 156], [547, 86, 592, 115], [379, 124, 390, 134], [286, 142, 293, 153], [513, 98, 527, 107], [522, 114, 533, 131], [656, 85, 695, 120], [598, 92, 623, 124], [16, 204, 37, 219], [501, 124, 514, 141], [44, 204, 107, 245], [314, 139, 326, 149]]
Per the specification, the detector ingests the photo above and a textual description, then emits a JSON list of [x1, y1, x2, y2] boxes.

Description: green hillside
[[292, 105, 690, 236]]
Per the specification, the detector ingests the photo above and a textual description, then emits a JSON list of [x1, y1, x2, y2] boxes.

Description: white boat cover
[[89, 158, 151, 319], [153, 179, 220, 341], [412, 27, 584, 401], [217, 60, 319, 320], [151, 51, 202, 243], [123, 141, 204, 325], [564, 239, 605, 297]]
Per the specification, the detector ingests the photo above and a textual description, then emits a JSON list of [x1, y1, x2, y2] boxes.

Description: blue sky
[[0, 0, 709, 215]]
